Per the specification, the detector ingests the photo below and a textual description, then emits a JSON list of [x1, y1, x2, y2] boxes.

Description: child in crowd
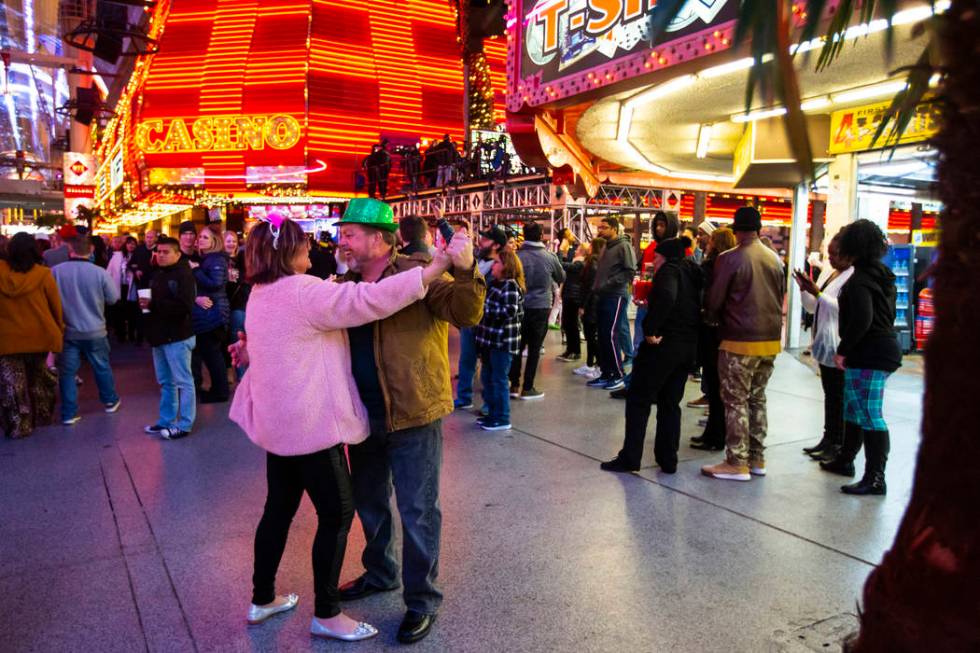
[[475, 249, 525, 431]]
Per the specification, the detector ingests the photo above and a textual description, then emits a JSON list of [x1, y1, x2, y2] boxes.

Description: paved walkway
[[0, 332, 923, 652]]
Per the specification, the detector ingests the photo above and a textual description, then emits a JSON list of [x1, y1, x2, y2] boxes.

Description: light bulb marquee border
[[506, 0, 738, 111]]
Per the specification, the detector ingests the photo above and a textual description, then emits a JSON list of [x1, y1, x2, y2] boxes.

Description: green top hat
[[336, 198, 398, 232]]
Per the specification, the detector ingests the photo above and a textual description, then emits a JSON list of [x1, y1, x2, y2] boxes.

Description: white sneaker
[[586, 369, 603, 380], [573, 365, 593, 376]]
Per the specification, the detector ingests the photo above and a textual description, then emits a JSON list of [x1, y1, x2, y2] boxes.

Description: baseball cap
[[178, 221, 198, 235], [479, 225, 508, 248], [57, 224, 79, 240]]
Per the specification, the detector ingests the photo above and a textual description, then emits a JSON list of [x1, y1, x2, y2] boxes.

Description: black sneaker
[[161, 428, 190, 440], [144, 424, 167, 434], [520, 388, 545, 401], [509, 385, 521, 398], [480, 419, 512, 431]]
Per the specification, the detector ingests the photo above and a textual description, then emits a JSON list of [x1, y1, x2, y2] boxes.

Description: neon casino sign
[[520, 0, 735, 84], [136, 114, 302, 154]]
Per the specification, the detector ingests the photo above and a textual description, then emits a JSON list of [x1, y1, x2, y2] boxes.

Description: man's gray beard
[[345, 255, 360, 272]]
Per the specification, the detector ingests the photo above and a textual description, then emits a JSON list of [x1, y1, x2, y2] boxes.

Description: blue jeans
[[229, 309, 247, 380], [596, 295, 630, 380], [59, 337, 119, 421], [348, 419, 443, 615], [152, 336, 196, 432], [455, 327, 478, 404], [480, 348, 512, 423]]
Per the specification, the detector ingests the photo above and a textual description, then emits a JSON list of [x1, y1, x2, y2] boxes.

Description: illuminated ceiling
[[576, 7, 937, 185]]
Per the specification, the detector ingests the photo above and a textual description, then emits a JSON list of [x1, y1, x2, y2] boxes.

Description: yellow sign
[[912, 229, 938, 247], [136, 114, 302, 153], [732, 121, 754, 181], [829, 100, 939, 154]]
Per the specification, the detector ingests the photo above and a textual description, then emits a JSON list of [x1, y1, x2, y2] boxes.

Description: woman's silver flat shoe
[[310, 618, 379, 642], [246, 593, 299, 624]]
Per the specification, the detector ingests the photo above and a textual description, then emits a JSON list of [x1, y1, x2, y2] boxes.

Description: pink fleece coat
[[229, 268, 427, 456]]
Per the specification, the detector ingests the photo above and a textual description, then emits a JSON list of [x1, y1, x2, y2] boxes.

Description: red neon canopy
[[133, 0, 499, 197]]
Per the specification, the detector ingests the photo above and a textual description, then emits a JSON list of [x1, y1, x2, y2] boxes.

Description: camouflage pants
[[718, 351, 776, 466]]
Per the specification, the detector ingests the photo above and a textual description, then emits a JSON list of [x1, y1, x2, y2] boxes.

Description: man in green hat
[[231, 198, 485, 641], [335, 198, 485, 643]]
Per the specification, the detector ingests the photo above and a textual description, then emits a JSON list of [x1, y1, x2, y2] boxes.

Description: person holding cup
[[141, 236, 198, 440]]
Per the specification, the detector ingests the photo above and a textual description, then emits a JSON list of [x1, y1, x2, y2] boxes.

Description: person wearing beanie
[[701, 206, 785, 482], [628, 211, 679, 365], [601, 236, 704, 474], [177, 221, 200, 263]]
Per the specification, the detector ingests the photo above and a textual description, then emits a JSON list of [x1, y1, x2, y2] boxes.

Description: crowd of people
[[0, 197, 903, 642], [0, 219, 256, 439], [446, 207, 900, 497], [362, 134, 529, 199]]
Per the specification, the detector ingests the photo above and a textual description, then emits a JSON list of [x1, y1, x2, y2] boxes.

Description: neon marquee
[[135, 114, 302, 154]]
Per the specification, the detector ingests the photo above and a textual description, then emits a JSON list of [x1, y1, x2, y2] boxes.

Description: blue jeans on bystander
[[455, 327, 478, 406], [480, 348, 512, 424], [152, 336, 197, 432], [59, 337, 119, 421]]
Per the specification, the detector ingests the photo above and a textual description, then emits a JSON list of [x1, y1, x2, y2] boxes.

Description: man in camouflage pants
[[701, 207, 785, 481]]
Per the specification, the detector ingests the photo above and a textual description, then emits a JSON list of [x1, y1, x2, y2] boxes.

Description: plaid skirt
[[843, 368, 891, 431]]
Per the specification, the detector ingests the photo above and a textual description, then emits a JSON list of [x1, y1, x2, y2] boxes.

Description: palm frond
[[774, 0, 815, 181], [870, 42, 940, 149], [646, 0, 690, 44]]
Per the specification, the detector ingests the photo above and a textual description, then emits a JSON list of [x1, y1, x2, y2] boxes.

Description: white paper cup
[[137, 288, 151, 313]]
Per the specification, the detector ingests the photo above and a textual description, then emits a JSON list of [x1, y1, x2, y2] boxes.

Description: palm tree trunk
[[852, 2, 980, 650]]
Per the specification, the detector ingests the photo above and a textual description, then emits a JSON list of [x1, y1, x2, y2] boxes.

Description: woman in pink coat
[[230, 215, 450, 641]]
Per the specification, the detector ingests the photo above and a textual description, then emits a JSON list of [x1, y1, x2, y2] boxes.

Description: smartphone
[[437, 218, 454, 245]]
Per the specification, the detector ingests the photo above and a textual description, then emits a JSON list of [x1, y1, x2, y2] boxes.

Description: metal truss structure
[[388, 179, 681, 243]]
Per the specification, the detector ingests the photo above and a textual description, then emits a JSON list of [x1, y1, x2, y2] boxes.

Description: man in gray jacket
[[587, 217, 637, 391], [509, 221, 565, 400], [52, 234, 122, 425]]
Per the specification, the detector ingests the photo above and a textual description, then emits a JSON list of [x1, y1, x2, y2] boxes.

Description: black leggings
[[191, 327, 229, 399], [252, 446, 355, 618], [583, 316, 599, 367], [561, 300, 582, 356], [819, 364, 845, 445]]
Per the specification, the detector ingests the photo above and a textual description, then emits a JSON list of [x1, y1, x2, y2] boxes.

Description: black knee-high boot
[[820, 421, 864, 477], [841, 429, 888, 495]]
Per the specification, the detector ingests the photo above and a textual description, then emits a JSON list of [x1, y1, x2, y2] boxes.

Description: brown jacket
[[345, 251, 486, 432], [705, 238, 784, 343], [0, 260, 65, 356]]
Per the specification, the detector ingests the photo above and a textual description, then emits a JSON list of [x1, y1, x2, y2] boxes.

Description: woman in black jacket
[[557, 243, 588, 362], [690, 227, 737, 451], [575, 237, 606, 375], [820, 220, 902, 495], [601, 237, 703, 474]]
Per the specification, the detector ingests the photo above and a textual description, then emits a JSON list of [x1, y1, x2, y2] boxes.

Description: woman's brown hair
[[495, 248, 526, 294], [245, 218, 308, 284], [709, 227, 736, 258], [585, 236, 607, 270], [197, 228, 224, 256]]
